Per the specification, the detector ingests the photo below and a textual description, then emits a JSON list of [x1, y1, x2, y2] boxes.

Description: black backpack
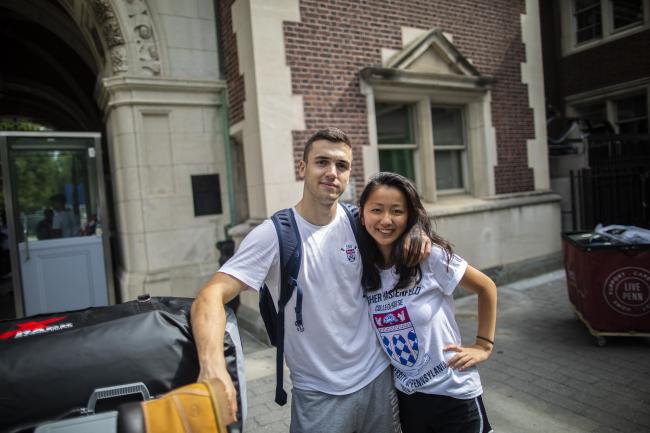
[[258, 203, 360, 405]]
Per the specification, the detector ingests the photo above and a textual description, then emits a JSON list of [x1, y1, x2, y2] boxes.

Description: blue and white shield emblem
[[373, 307, 419, 367]]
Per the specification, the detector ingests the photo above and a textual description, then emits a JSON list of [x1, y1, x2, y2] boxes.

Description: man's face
[[298, 140, 352, 206]]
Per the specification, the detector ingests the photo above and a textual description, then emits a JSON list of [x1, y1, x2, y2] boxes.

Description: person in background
[[36, 209, 54, 240], [49, 194, 78, 238]]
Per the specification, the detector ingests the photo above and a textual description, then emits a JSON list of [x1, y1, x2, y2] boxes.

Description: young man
[[192, 127, 423, 433]]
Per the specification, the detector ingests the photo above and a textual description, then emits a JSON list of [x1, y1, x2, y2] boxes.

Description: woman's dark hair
[[358, 172, 453, 292]]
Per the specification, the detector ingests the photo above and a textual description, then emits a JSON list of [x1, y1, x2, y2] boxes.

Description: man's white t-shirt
[[366, 246, 483, 399], [219, 204, 389, 394]]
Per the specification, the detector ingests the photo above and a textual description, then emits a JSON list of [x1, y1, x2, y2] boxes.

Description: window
[[575, 93, 648, 134], [575, 0, 603, 43], [375, 102, 469, 194], [568, 0, 646, 48], [361, 29, 495, 202], [616, 94, 648, 134], [376, 103, 417, 181], [432, 107, 466, 191], [571, 90, 649, 162], [612, 0, 644, 30]]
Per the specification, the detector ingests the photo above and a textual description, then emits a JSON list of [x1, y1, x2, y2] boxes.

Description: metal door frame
[[0, 131, 115, 318]]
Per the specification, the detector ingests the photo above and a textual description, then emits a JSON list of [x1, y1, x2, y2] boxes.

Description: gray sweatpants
[[290, 367, 402, 433]]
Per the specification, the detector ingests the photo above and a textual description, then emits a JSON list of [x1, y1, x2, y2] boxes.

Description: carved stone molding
[[91, 0, 125, 48], [125, 0, 161, 76], [89, 0, 128, 75], [110, 45, 128, 74]]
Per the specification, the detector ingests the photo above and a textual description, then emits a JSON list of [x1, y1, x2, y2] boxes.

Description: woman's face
[[361, 185, 409, 259]]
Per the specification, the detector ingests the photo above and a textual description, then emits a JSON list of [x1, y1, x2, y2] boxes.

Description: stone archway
[[4, 0, 229, 303], [0, 0, 163, 127], [1, 0, 99, 129]]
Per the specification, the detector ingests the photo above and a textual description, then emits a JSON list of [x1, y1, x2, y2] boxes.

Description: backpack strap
[[270, 208, 302, 406], [340, 202, 360, 242]]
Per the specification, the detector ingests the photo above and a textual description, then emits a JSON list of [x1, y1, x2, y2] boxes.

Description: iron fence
[[570, 166, 650, 231]]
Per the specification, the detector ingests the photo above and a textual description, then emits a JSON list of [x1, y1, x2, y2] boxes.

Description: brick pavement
[[240, 270, 650, 433]]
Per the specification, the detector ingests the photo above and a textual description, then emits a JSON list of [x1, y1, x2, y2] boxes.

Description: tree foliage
[[12, 152, 82, 216], [0, 118, 51, 132]]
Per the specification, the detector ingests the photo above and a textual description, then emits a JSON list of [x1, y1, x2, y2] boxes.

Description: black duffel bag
[[0, 296, 245, 432]]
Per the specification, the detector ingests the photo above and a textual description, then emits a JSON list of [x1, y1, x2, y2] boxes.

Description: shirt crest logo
[[340, 243, 357, 263], [373, 307, 419, 367]]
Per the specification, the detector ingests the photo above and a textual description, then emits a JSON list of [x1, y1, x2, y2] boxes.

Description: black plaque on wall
[[191, 174, 222, 216]]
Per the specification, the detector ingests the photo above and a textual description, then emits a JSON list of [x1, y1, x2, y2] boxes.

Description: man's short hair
[[302, 127, 352, 162]]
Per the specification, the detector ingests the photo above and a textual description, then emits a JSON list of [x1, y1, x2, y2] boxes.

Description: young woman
[[359, 172, 497, 433]]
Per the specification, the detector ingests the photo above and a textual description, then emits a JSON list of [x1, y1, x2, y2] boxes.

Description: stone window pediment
[[361, 28, 493, 90], [386, 28, 478, 77]]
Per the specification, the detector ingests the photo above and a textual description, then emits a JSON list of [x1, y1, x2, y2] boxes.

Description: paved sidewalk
[[239, 270, 650, 433]]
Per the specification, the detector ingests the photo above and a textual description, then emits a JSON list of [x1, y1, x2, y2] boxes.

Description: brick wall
[[284, 0, 535, 195], [559, 29, 650, 98], [218, 0, 245, 125]]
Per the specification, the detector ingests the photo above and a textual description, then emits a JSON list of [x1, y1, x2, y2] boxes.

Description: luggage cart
[[562, 232, 650, 346]]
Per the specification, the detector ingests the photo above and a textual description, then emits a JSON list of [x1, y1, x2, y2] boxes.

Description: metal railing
[[570, 166, 650, 231]]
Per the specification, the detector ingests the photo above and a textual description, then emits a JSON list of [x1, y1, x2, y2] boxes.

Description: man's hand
[[402, 225, 432, 266], [204, 377, 238, 428], [200, 366, 238, 421], [443, 343, 492, 371]]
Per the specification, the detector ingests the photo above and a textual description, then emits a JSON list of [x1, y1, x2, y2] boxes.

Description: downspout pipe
[[221, 89, 236, 237], [214, 0, 236, 238]]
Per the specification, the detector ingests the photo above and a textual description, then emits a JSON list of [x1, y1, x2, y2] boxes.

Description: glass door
[[0, 133, 112, 317]]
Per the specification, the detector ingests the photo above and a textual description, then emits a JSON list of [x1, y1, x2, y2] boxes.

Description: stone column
[[98, 76, 229, 301]]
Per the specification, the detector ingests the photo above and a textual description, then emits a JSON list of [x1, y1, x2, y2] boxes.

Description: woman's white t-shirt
[[366, 246, 483, 399]]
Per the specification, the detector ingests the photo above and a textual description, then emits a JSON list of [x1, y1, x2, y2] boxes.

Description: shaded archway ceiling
[[0, 0, 102, 131]]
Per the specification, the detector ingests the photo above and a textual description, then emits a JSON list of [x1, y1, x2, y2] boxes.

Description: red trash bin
[[562, 232, 650, 346]]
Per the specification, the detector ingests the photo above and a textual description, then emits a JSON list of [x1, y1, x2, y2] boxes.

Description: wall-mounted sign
[[191, 174, 222, 216]]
